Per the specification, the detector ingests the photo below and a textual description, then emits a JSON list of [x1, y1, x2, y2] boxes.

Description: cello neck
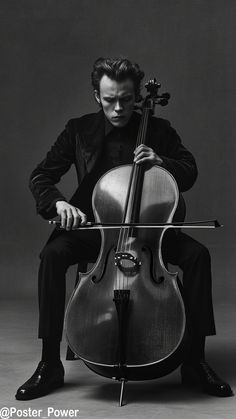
[[123, 107, 151, 224], [117, 79, 169, 249]]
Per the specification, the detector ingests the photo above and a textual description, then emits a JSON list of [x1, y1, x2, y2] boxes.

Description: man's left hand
[[134, 144, 163, 167]]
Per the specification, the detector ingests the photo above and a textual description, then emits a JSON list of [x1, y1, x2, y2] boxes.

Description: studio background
[[0, 0, 235, 310]]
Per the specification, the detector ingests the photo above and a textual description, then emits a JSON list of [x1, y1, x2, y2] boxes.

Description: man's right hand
[[55, 201, 87, 230]]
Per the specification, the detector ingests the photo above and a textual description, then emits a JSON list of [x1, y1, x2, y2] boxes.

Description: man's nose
[[114, 100, 123, 112]]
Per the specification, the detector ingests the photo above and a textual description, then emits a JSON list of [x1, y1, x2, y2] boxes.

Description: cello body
[[65, 164, 188, 381]]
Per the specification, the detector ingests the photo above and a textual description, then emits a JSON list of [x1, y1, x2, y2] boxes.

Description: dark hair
[[91, 57, 145, 102]]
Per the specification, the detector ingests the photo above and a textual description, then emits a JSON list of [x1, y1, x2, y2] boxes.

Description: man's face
[[94, 75, 136, 128]]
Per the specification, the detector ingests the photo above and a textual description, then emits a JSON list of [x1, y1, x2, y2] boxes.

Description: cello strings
[[117, 224, 130, 290], [115, 107, 149, 290], [124, 110, 145, 288], [119, 109, 142, 289], [127, 109, 149, 277], [125, 108, 149, 289]]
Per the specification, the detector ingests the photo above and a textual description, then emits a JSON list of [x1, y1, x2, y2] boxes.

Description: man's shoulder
[[149, 115, 171, 130], [66, 111, 103, 133]]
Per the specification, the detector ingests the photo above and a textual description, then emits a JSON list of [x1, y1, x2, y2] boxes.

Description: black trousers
[[38, 228, 216, 340]]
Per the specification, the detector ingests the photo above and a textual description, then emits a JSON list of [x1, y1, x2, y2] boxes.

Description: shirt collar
[[104, 117, 114, 136], [104, 112, 139, 137]]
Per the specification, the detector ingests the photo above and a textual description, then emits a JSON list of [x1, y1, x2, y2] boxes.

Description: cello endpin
[[119, 378, 126, 407]]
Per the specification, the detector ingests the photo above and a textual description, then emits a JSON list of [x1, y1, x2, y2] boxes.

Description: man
[[16, 57, 233, 400]]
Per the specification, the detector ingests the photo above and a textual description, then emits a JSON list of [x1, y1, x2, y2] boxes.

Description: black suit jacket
[[29, 110, 198, 220]]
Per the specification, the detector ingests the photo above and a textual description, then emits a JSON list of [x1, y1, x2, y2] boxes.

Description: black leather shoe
[[15, 361, 64, 400], [181, 360, 234, 397]]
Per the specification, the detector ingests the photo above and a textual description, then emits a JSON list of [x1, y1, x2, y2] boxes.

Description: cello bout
[[65, 79, 189, 389], [65, 165, 189, 380]]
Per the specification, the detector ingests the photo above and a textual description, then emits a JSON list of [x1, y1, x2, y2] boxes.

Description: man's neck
[[104, 113, 134, 136], [104, 117, 114, 136]]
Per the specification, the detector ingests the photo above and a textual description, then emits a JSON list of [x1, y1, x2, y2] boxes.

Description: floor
[[0, 299, 235, 419]]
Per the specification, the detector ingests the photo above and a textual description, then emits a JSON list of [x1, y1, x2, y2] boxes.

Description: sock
[[185, 335, 206, 364], [41, 338, 61, 365]]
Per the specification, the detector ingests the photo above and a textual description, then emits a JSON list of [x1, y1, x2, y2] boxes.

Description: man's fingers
[[78, 210, 87, 226], [66, 208, 73, 230], [71, 208, 81, 229], [135, 156, 152, 165], [60, 210, 67, 229], [135, 154, 163, 166], [134, 144, 149, 151], [134, 144, 150, 155], [71, 208, 87, 229], [57, 204, 87, 230], [134, 151, 152, 162]]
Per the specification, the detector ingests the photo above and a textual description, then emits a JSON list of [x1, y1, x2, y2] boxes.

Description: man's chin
[[110, 118, 129, 128]]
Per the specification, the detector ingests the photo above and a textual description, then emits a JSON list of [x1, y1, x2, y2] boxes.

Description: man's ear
[[94, 90, 101, 106]]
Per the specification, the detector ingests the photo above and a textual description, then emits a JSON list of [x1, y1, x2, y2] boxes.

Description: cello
[[58, 80, 219, 405]]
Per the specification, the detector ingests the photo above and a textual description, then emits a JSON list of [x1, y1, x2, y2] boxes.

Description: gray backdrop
[[0, 0, 235, 304]]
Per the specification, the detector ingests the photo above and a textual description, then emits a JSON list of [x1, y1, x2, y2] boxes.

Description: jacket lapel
[[79, 110, 105, 173]]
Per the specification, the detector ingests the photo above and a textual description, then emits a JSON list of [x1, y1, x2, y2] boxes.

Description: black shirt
[[75, 121, 138, 219]]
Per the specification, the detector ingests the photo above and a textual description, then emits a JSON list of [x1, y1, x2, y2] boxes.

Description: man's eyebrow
[[103, 93, 133, 98]]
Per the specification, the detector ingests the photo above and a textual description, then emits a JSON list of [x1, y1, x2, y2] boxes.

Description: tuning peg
[[158, 99, 168, 106], [155, 92, 171, 106], [145, 80, 161, 88], [162, 92, 171, 100]]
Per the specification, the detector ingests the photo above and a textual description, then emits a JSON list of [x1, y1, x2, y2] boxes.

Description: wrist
[[55, 200, 67, 209]]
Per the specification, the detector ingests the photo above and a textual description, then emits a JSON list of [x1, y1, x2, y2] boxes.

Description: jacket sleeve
[[29, 120, 75, 219], [160, 122, 198, 192]]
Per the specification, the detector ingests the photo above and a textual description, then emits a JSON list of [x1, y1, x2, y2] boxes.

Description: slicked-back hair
[[91, 57, 145, 102]]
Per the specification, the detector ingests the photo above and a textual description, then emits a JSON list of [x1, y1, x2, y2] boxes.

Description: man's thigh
[[162, 230, 208, 268], [40, 227, 101, 266]]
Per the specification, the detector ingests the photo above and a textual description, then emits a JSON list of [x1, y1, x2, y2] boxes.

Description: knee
[[39, 242, 69, 265], [192, 242, 211, 264]]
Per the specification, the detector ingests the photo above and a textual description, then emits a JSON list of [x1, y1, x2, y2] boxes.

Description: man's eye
[[123, 97, 132, 102], [105, 98, 114, 103]]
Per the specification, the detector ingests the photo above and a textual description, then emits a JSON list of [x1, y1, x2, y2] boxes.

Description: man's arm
[[159, 122, 198, 192], [134, 120, 198, 192], [29, 120, 75, 220]]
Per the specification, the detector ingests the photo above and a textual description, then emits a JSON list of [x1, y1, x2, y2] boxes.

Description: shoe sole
[[15, 378, 64, 401], [181, 375, 234, 397]]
